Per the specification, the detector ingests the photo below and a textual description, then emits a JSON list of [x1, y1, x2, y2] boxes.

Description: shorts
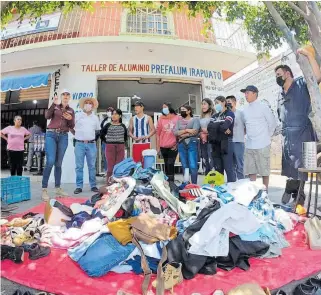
[[244, 145, 271, 177]]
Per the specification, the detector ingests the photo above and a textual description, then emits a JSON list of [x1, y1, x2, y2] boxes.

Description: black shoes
[[91, 187, 99, 193], [28, 243, 51, 260], [294, 277, 321, 295], [1, 245, 24, 263], [74, 188, 83, 194]]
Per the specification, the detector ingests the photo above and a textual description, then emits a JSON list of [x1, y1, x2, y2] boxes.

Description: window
[[126, 8, 172, 36]]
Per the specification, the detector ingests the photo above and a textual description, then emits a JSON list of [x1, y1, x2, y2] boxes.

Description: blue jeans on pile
[[233, 142, 245, 180], [77, 233, 135, 277], [42, 131, 68, 188], [178, 139, 199, 184], [75, 142, 97, 189]]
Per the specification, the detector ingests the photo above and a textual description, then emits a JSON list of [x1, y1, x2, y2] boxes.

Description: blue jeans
[[101, 142, 107, 172], [77, 233, 135, 277], [200, 142, 214, 175], [75, 142, 97, 188], [42, 131, 68, 188], [178, 139, 199, 184], [233, 142, 245, 180]]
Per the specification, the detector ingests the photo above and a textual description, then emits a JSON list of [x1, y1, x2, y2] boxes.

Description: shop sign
[[53, 69, 61, 98], [1, 13, 61, 40], [72, 92, 94, 100], [81, 63, 222, 81]]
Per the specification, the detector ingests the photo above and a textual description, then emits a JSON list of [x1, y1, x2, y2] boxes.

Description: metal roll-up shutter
[[19, 80, 51, 102]]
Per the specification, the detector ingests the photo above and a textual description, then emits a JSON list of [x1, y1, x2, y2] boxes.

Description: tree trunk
[[265, 1, 321, 140], [308, 1, 321, 29], [298, 1, 321, 63]]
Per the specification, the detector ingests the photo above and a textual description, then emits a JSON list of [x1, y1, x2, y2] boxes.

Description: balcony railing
[[212, 17, 256, 53], [1, 4, 254, 53]]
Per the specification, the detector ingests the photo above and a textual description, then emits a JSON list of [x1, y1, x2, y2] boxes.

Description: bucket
[[302, 142, 317, 169], [143, 155, 155, 169]]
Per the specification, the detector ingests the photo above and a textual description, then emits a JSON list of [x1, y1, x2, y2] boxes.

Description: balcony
[[1, 4, 253, 52]]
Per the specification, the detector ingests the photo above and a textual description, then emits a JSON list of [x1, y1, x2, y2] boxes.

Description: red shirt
[[45, 103, 75, 132]]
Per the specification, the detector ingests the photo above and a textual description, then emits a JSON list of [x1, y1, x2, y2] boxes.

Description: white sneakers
[[55, 187, 69, 197], [42, 189, 50, 202], [41, 188, 69, 202]]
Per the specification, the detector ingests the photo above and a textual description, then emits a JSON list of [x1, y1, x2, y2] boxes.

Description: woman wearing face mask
[[100, 107, 114, 175], [200, 98, 215, 175], [174, 105, 201, 184], [208, 96, 236, 182], [100, 109, 127, 184], [0, 116, 31, 176], [156, 103, 179, 183], [42, 89, 75, 201]]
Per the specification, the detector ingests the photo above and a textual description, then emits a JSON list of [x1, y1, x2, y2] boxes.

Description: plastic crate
[[1, 176, 31, 204]]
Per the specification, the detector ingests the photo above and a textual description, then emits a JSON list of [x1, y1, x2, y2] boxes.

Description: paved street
[[1, 172, 321, 295]]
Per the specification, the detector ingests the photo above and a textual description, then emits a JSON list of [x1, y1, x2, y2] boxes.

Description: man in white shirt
[[72, 97, 100, 194], [241, 85, 276, 189]]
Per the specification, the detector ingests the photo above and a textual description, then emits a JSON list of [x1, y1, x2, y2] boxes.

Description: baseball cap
[[134, 101, 144, 107], [61, 89, 71, 95], [240, 85, 259, 93]]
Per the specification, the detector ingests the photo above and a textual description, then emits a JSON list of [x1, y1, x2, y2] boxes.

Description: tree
[[1, 1, 94, 26]]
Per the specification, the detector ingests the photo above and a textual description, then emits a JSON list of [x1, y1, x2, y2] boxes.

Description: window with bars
[[126, 9, 172, 35]]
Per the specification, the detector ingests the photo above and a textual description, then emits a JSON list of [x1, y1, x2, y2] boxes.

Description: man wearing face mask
[[275, 65, 318, 205], [72, 97, 100, 194]]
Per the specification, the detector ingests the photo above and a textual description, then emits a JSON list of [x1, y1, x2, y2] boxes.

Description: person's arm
[[0, 127, 9, 141], [123, 124, 128, 142], [298, 48, 321, 84], [66, 110, 75, 129], [100, 116, 108, 129], [174, 120, 186, 136], [45, 103, 56, 120], [185, 118, 200, 135], [128, 117, 136, 140], [145, 116, 156, 140], [24, 128, 31, 141], [263, 105, 277, 137], [219, 112, 234, 132], [156, 118, 162, 152]]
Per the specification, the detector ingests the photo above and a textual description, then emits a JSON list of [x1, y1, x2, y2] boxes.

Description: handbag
[[131, 214, 176, 295]]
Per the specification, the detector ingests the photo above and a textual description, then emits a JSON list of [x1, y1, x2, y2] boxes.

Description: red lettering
[[86, 65, 91, 72], [132, 64, 137, 71], [119, 64, 124, 71]]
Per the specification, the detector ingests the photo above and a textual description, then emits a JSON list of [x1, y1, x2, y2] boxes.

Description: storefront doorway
[[96, 78, 203, 174]]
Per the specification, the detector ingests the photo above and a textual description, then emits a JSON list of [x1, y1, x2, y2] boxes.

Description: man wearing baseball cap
[[128, 101, 156, 164], [71, 97, 100, 194], [241, 85, 277, 190]]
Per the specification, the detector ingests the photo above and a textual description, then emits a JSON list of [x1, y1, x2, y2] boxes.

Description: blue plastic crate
[[1, 176, 31, 204]]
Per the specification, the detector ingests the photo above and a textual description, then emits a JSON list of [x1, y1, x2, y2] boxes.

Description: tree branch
[[308, 1, 321, 29], [264, 1, 300, 52], [287, 1, 310, 21]]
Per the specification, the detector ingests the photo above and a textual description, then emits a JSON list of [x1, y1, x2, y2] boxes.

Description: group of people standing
[[1, 47, 320, 205]]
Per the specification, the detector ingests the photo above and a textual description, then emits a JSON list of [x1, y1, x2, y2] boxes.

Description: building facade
[[1, 2, 256, 183]]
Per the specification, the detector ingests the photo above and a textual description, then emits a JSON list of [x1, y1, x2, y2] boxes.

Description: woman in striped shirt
[[100, 109, 127, 183]]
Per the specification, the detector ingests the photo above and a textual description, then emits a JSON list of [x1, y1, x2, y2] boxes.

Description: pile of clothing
[[0, 158, 304, 294]]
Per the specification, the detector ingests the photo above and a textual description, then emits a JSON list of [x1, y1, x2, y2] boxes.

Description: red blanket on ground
[[2, 198, 321, 295]]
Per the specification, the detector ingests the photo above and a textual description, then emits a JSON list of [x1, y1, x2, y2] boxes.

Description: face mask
[[226, 103, 232, 109], [215, 104, 223, 113], [276, 76, 286, 87], [84, 104, 93, 112], [162, 108, 169, 115], [107, 111, 112, 117], [180, 111, 187, 118]]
